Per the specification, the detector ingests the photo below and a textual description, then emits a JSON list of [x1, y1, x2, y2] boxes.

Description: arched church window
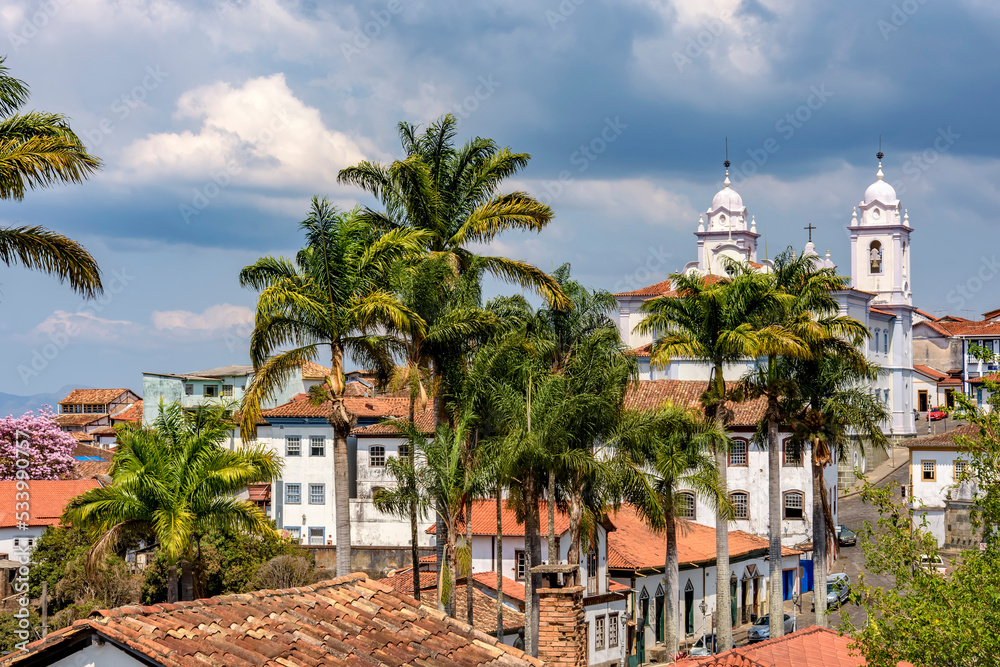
[[869, 241, 883, 274]]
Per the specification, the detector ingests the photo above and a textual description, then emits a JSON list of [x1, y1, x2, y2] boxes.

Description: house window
[[398, 444, 410, 459], [13, 537, 34, 551], [204, 385, 219, 398], [286, 436, 301, 457], [369, 446, 386, 467], [222, 384, 234, 398], [309, 484, 325, 504], [730, 491, 749, 519], [729, 439, 748, 467], [784, 491, 804, 519], [515, 550, 526, 580], [921, 460, 936, 481], [676, 492, 696, 519], [608, 613, 619, 648], [955, 460, 968, 480], [310, 436, 325, 457], [285, 483, 301, 504], [595, 615, 606, 651], [783, 438, 803, 467], [884, 332, 889, 355], [309, 527, 324, 546], [184, 384, 194, 396], [286, 527, 301, 543], [84, 404, 101, 414]]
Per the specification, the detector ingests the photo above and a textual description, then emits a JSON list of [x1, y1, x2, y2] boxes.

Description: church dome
[[864, 161, 897, 205], [711, 169, 744, 211]]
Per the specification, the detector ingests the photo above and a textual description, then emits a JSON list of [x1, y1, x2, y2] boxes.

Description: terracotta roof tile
[[59, 388, 135, 405], [378, 574, 526, 633], [905, 423, 979, 448], [112, 400, 144, 423], [914, 308, 938, 321], [912, 365, 948, 382], [262, 394, 412, 420], [89, 425, 117, 436], [632, 343, 652, 358], [55, 413, 107, 426], [247, 483, 271, 502], [969, 372, 1000, 384], [869, 307, 896, 317], [676, 625, 913, 667], [625, 380, 766, 428], [353, 408, 436, 436], [0, 479, 100, 528], [425, 499, 570, 537], [300, 360, 333, 380], [69, 431, 94, 442], [4, 574, 541, 667], [614, 275, 725, 299], [471, 572, 526, 603], [606, 506, 801, 571]]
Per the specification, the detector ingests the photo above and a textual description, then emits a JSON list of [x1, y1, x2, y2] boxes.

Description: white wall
[[50, 642, 146, 667], [909, 446, 973, 545], [0, 527, 43, 563]]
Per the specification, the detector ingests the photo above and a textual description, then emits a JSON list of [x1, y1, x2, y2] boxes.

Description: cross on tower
[[804, 222, 816, 243]]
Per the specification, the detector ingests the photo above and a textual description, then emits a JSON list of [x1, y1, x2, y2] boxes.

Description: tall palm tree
[[0, 57, 102, 296], [615, 405, 730, 659], [780, 342, 888, 626], [64, 403, 281, 602], [239, 197, 428, 577], [737, 249, 862, 640], [636, 267, 801, 650]]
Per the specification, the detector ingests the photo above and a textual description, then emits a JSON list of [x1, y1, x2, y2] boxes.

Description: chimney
[[532, 563, 586, 667]]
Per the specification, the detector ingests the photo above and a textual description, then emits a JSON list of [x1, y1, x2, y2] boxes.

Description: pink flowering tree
[[0, 408, 77, 480]]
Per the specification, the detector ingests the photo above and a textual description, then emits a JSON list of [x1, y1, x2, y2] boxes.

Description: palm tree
[[239, 197, 428, 577], [0, 57, 102, 296], [636, 267, 801, 650], [615, 405, 730, 659], [64, 403, 281, 602], [737, 249, 862, 640], [780, 342, 888, 626]]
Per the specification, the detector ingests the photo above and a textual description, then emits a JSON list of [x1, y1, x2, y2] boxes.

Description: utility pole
[[41, 581, 48, 638]]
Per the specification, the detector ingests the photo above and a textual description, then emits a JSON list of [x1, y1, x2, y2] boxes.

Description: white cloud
[[120, 74, 376, 190], [151, 304, 254, 331], [30, 310, 139, 343]]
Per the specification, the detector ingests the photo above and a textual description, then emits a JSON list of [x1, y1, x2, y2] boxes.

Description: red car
[[927, 407, 947, 421]]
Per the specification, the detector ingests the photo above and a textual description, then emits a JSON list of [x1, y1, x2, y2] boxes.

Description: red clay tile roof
[[68, 431, 94, 442], [353, 408, 436, 436], [676, 625, 913, 667], [70, 444, 112, 479], [983, 308, 1000, 320], [614, 275, 726, 299], [625, 380, 766, 428], [343, 381, 371, 397], [914, 319, 954, 337], [111, 400, 143, 423], [905, 423, 979, 448], [606, 505, 801, 571], [0, 479, 100, 528], [378, 572, 526, 633], [59, 388, 134, 405], [54, 413, 107, 427], [426, 499, 571, 537], [88, 425, 117, 436], [632, 343, 652, 358], [969, 372, 1000, 384], [262, 394, 412, 419], [247, 483, 271, 501], [609, 580, 631, 592], [300, 360, 333, 379], [914, 308, 937, 321], [912, 365, 948, 382], [928, 319, 1000, 337], [472, 571, 526, 603], [381, 570, 440, 594], [4, 573, 541, 667], [869, 307, 896, 318]]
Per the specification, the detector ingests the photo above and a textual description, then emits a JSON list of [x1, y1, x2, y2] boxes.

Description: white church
[[614, 154, 918, 438]]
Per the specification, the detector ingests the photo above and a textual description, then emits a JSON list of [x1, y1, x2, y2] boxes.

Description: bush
[[253, 555, 323, 590]]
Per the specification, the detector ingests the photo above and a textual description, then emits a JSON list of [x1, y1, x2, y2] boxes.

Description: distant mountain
[[0, 384, 88, 418]]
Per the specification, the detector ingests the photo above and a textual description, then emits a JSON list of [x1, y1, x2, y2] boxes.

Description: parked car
[[746, 614, 796, 643], [927, 407, 947, 421], [919, 553, 947, 574], [812, 575, 850, 610], [689, 633, 734, 656], [838, 524, 857, 546]]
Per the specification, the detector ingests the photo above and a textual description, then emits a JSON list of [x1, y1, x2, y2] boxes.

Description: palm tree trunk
[[449, 533, 459, 619], [466, 499, 474, 626], [712, 364, 732, 651], [496, 484, 504, 641], [767, 415, 784, 641], [409, 393, 420, 602], [181, 559, 194, 601], [333, 419, 353, 577], [523, 474, 541, 658], [567, 482, 584, 566], [811, 437, 827, 627], [547, 473, 557, 563], [664, 504, 679, 660], [167, 564, 178, 604]]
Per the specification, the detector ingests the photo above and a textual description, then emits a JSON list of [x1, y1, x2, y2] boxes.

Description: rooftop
[[263, 393, 413, 420], [4, 573, 540, 667], [0, 479, 101, 528], [59, 388, 135, 405], [426, 499, 571, 537], [625, 380, 767, 428], [905, 423, 979, 448]]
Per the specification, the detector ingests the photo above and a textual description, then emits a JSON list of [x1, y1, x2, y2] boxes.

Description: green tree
[[780, 346, 888, 626], [65, 402, 281, 602], [0, 56, 102, 297], [636, 267, 800, 649], [239, 196, 428, 577]]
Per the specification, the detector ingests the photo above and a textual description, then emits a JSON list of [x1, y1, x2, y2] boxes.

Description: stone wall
[[305, 545, 436, 577], [944, 501, 982, 551]]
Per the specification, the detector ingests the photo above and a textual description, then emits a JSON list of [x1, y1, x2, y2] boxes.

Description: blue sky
[[1, 0, 998, 396]]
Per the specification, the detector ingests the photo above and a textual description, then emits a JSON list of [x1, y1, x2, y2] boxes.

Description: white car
[[919, 554, 947, 574]]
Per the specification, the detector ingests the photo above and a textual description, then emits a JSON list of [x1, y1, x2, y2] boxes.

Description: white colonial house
[[606, 506, 803, 660], [0, 479, 102, 563], [906, 423, 980, 549]]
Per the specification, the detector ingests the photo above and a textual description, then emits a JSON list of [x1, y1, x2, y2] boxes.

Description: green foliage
[[0, 608, 41, 653], [28, 525, 90, 602]]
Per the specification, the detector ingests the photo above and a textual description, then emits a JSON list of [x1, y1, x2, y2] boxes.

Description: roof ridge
[[88, 572, 370, 619]]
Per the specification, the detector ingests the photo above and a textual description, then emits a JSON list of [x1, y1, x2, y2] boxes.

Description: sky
[[1, 0, 998, 397]]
